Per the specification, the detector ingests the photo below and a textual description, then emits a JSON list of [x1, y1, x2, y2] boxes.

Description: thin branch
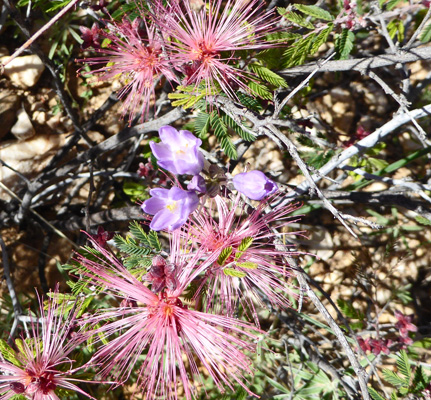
[[0, 235, 23, 343], [278, 46, 431, 75]]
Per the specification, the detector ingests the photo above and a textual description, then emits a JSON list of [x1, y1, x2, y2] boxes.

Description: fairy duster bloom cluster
[[0, 291, 95, 400], [80, 0, 279, 122], [75, 235, 260, 400]]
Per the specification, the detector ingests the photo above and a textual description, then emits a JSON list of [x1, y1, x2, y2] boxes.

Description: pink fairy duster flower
[[233, 170, 278, 200], [142, 187, 199, 231], [0, 291, 94, 400], [394, 310, 418, 337], [75, 235, 261, 399], [158, 0, 278, 98], [145, 255, 179, 293], [80, 17, 177, 125], [357, 336, 372, 353], [150, 125, 205, 175], [369, 339, 392, 355], [184, 194, 302, 320]]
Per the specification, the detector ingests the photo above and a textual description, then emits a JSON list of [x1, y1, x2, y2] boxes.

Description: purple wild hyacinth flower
[[141, 187, 199, 231], [233, 170, 278, 201], [75, 234, 261, 400], [150, 125, 205, 175], [0, 289, 96, 400]]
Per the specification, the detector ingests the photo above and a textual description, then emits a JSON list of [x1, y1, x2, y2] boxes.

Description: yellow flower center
[[166, 201, 178, 212]]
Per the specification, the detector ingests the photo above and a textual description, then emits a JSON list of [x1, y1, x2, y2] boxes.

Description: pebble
[[0, 90, 20, 140], [1, 54, 45, 88], [11, 108, 35, 140]]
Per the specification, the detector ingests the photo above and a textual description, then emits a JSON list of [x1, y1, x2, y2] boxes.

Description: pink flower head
[[79, 23, 100, 49], [184, 194, 302, 320], [233, 170, 278, 200], [145, 255, 179, 293], [80, 17, 177, 125], [150, 125, 205, 175], [158, 0, 278, 98], [0, 290, 94, 400], [93, 225, 114, 248], [369, 339, 392, 355], [75, 236, 261, 399], [142, 187, 199, 231], [394, 310, 418, 337], [357, 336, 372, 353]]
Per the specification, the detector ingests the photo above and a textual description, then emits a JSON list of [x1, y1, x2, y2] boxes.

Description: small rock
[[0, 90, 20, 140], [32, 110, 47, 125], [1, 54, 45, 88], [11, 108, 35, 140]]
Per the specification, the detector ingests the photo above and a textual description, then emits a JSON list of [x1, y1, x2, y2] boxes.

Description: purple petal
[[158, 125, 181, 144], [150, 141, 175, 161], [151, 125, 205, 175], [233, 170, 278, 201], [150, 208, 179, 231], [142, 196, 168, 215]]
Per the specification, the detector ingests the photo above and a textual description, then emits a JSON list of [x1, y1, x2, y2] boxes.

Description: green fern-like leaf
[[123, 254, 152, 270], [420, 23, 431, 43], [210, 112, 228, 139], [221, 114, 256, 142], [369, 387, 386, 400], [248, 81, 273, 100], [412, 365, 429, 393], [218, 246, 233, 266], [397, 350, 412, 383], [235, 237, 254, 261], [0, 339, 22, 367], [236, 262, 258, 269], [10, 395, 28, 400], [221, 136, 238, 159], [129, 221, 150, 244], [294, 4, 334, 21], [282, 34, 315, 68], [210, 112, 238, 159], [382, 369, 409, 387], [236, 92, 263, 112], [248, 63, 288, 88], [147, 231, 162, 252], [224, 268, 247, 278], [238, 237, 253, 252], [195, 111, 211, 138], [113, 235, 152, 256], [335, 29, 355, 60], [311, 24, 333, 54], [278, 8, 314, 29]]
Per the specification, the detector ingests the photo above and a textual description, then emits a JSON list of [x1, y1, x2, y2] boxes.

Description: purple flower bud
[[187, 175, 206, 193], [150, 125, 205, 175], [232, 170, 278, 200], [142, 187, 199, 231]]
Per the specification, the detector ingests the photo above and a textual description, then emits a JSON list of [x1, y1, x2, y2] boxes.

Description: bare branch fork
[[0, 0, 80, 71]]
